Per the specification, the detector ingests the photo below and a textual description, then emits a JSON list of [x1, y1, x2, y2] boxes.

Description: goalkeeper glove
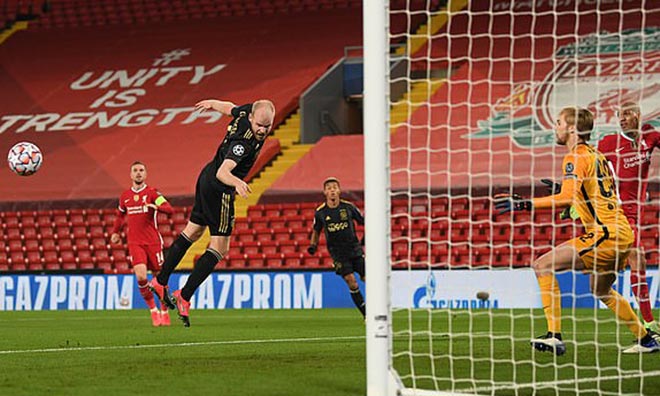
[[493, 193, 532, 214], [540, 178, 561, 195], [307, 245, 317, 255], [559, 206, 580, 220]]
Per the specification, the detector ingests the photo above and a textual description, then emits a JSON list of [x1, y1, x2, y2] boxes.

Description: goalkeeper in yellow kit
[[495, 107, 660, 355]]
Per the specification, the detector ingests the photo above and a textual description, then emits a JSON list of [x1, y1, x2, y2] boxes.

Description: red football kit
[[112, 184, 173, 271], [598, 124, 660, 246]]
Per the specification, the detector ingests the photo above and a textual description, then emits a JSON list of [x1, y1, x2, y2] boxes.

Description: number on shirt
[[595, 158, 614, 198]]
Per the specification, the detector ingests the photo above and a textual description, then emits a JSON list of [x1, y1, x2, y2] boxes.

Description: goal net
[[364, 0, 660, 395]]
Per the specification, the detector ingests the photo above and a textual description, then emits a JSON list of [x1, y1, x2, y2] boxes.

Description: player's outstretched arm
[[532, 178, 578, 210], [216, 159, 252, 198], [195, 99, 236, 116]]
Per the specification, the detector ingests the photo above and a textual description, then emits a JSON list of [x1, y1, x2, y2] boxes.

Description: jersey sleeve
[[231, 103, 253, 118], [350, 203, 365, 225], [117, 193, 127, 213], [562, 152, 588, 183], [532, 153, 585, 210], [597, 136, 612, 162], [111, 195, 126, 234], [225, 139, 255, 164], [151, 188, 174, 214], [313, 210, 323, 233], [653, 132, 660, 149]]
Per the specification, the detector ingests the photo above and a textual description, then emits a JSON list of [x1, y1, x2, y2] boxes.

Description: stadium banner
[[0, 271, 362, 311], [2, 269, 658, 311], [391, 269, 660, 310]]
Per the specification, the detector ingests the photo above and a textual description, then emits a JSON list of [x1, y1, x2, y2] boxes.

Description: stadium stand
[[2, 198, 658, 273]]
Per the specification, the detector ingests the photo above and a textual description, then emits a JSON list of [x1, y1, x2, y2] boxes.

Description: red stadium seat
[[70, 213, 85, 227], [246, 253, 265, 268], [38, 226, 55, 239], [6, 228, 21, 240], [256, 231, 273, 242], [43, 251, 59, 264], [283, 252, 303, 267], [60, 250, 76, 263], [77, 249, 93, 265], [279, 240, 298, 254], [55, 226, 71, 239], [272, 227, 291, 242], [24, 239, 40, 252], [260, 240, 278, 255], [8, 239, 23, 251], [265, 253, 283, 268], [58, 238, 74, 251], [89, 225, 105, 238], [4, 214, 19, 228], [41, 238, 57, 251], [87, 212, 103, 226], [240, 241, 261, 255], [26, 250, 41, 264], [20, 216, 36, 228], [234, 229, 256, 242], [71, 226, 87, 239], [37, 214, 52, 227]]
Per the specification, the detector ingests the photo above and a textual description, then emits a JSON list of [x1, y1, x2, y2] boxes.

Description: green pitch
[[0, 309, 658, 396]]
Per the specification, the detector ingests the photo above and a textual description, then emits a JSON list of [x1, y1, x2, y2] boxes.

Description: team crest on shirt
[[133, 195, 139, 201], [340, 209, 348, 220], [467, 28, 660, 147], [232, 144, 245, 156]]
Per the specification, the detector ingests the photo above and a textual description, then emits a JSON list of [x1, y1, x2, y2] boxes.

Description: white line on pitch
[[0, 335, 366, 355]]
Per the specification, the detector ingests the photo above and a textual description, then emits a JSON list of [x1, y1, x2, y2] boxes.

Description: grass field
[[1, 308, 659, 396]]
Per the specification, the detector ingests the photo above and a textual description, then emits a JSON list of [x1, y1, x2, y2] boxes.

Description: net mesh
[[387, 1, 660, 394]]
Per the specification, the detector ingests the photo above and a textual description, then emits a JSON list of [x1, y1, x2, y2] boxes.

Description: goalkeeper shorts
[[568, 230, 633, 272]]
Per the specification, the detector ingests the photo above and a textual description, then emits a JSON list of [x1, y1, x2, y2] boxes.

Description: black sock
[[349, 287, 366, 318], [157, 233, 193, 285], [181, 248, 223, 301]]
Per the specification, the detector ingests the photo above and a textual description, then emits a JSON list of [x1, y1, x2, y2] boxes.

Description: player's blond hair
[[560, 107, 594, 139]]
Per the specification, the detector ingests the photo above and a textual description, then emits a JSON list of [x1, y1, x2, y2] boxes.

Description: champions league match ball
[[7, 142, 43, 176]]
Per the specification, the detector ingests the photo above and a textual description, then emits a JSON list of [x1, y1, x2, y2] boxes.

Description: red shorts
[[128, 244, 164, 272], [626, 217, 641, 248]]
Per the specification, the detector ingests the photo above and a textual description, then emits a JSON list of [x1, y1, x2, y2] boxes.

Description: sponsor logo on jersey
[[467, 28, 660, 147]]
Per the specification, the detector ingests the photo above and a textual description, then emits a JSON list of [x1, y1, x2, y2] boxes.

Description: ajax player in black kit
[[149, 99, 275, 327], [307, 177, 366, 318]]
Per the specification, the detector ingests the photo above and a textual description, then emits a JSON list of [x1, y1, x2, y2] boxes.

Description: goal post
[[363, 0, 392, 396]]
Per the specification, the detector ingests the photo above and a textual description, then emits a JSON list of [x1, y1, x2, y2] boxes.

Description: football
[[7, 142, 43, 176]]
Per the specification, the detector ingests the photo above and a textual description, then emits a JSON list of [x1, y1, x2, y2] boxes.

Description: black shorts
[[331, 255, 365, 278], [190, 172, 235, 236]]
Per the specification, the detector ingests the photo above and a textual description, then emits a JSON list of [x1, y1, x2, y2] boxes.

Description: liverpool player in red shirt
[[598, 102, 660, 333], [110, 161, 174, 326]]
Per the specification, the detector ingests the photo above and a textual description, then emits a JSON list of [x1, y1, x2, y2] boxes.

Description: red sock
[[138, 279, 156, 309], [631, 270, 655, 323]]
